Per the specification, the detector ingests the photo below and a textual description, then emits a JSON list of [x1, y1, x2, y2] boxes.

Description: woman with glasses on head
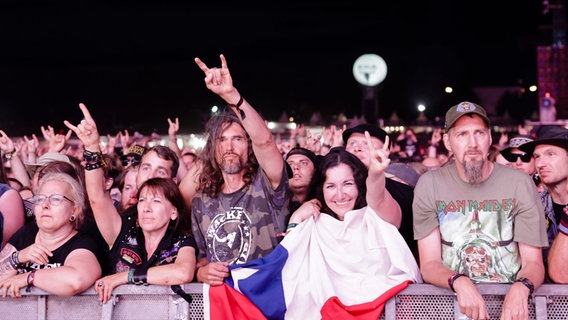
[[0, 172, 103, 298]]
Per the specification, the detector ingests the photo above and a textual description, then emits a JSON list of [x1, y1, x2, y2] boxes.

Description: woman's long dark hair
[[315, 147, 368, 219]]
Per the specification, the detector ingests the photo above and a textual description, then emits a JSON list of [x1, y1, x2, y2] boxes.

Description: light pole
[[353, 54, 387, 125]]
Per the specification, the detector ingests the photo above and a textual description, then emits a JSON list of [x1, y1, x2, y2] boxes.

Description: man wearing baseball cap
[[413, 101, 548, 319], [519, 125, 568, 284]]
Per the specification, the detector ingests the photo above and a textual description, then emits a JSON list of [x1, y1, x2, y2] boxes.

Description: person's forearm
[[367, 174, 401, 228], [32, 265, 101, 296], [548, 233, 568, 283], [146, 261, 195, 285], [8, 153, 31, 187]]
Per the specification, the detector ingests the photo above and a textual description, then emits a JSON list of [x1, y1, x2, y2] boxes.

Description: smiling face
[[322, 163, 359, 220]]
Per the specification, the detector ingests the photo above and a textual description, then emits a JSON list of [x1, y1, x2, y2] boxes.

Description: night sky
[[0, 1, 554, 136]]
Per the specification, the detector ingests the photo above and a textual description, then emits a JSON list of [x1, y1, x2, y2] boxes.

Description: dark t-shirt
[[9, 221, 104, 273], [385, 177, 417, 258], [106, 214, 197, 275]]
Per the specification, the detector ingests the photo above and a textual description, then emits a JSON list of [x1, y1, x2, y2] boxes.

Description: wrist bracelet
[[516, 277, 534, 296], [85, 161, 104, 171], [228, 96, 246, 120], [10, 251, 20, 269], [133, 268, 149, 286], [27, 270, 36, 286], [83, 150, 102, 162], [127, 269, 135, 284], [286, 223, 298, 230], [448, 272, 467, 292], [3, 149, 16, 160], [559, 214, 568, 236]]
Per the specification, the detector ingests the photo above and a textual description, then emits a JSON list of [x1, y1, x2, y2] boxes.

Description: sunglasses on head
[[122, 158, 140, 167], [502, 152, 532, 163]]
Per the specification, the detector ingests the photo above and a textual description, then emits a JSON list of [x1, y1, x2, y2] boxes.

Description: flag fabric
[[204, 206, 422, 320]]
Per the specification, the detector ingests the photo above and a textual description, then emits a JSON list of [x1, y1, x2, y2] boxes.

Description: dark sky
[[0, 1, 555, 136]]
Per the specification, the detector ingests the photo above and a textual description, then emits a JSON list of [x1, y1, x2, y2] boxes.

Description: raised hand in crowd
[[167, 117, 182, 156], [496, 131, 509, 150], [331, 124, 345, 147], [190, 54, 289, 285], [304, 128, 322, 155], [426, 127, 442, 158], [167, 117, 187, 180], [364, 133, 400, 225], [119, 130, 131, 151], [105, 133, 117, 155], [0, 130, 31, 188], [41, 125, 72, 153], [23, 134, 40, 164], [517, 124, 529, 136]]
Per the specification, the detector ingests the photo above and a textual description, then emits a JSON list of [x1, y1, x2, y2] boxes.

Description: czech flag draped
[[203, 206, 422, 320]]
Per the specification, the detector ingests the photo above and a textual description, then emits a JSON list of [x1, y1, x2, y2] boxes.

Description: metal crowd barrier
[[1, 283, 567, 319]]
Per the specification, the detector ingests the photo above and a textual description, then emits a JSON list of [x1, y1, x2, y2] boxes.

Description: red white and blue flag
[[203, 206, 422, 320]]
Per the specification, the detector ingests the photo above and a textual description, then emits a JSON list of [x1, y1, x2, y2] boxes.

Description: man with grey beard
[[413, 101, 548, 320], [188, 55, 290, 286]]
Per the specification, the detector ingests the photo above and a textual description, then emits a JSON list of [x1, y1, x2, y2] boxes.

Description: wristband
[[559, 214, 568, 236], [286, 223, 298, 230], [127, 269, 135, 284], [10, 251, 21, 269], [3, 149, 16, 160], [83, 150, 102, 162], [133, 268, 149, 286], [448, 272, 467, 292], [27, 270, 36, 286], [228, 96, 246, 120], [516, 277, 534, 296]]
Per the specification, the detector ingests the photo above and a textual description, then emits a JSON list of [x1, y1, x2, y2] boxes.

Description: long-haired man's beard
[[464, 159, 484, 184], [221, 158, 243, 174]]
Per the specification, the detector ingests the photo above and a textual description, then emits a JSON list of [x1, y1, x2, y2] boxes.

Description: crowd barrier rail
[[1, 283, 568, 319]]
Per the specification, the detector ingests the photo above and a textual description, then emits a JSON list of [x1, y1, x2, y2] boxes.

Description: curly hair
[[197, 111, 258, 198]]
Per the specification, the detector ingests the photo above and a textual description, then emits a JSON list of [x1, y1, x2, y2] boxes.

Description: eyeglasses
[[30, 194, 75, 206], [502, 152, 532, 163]]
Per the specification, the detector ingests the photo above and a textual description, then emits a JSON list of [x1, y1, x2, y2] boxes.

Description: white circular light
[[353, 54, 388, 86]]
